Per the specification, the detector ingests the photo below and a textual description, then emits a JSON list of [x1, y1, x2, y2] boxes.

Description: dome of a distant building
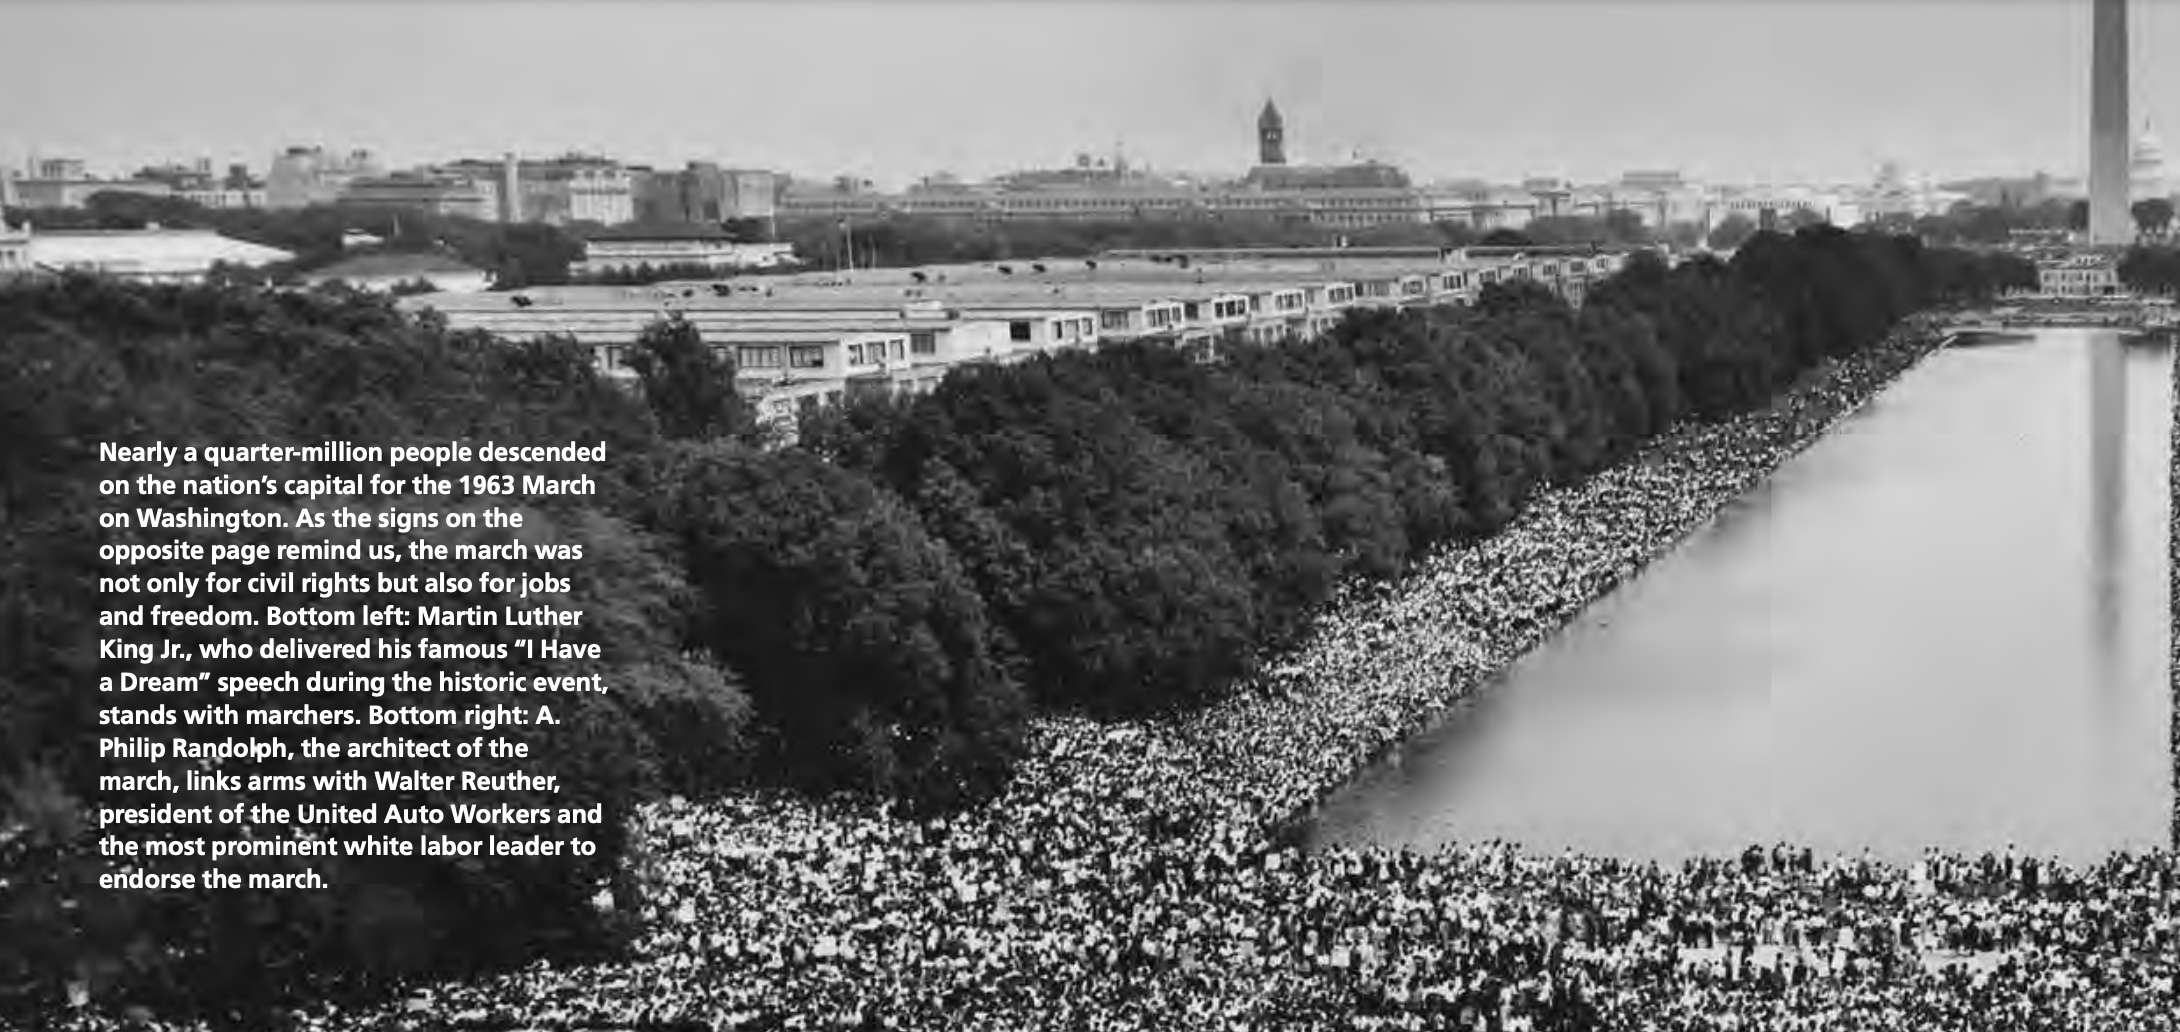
[[2133, 125, 2170, 198]]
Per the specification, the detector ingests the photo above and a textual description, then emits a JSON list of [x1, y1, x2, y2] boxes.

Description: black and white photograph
[[2, 1, 2177, 1029]]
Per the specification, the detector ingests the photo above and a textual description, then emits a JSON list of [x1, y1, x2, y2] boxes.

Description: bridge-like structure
[[1942, 303, 2179, 339]]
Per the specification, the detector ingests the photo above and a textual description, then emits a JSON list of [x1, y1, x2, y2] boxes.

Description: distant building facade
[[575, 225, 798, 276], [267, 147, 383, 209], [9, 156, 175, 208], [2038, 254, 2122, 297], [778, 102, 1439, 231], [338, 172, 495, 221], [634, 164, 778, 224], [437, 154, 639, 226], [132, 160, 269, 210]]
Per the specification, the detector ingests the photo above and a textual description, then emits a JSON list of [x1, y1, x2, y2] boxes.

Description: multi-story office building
[[30, 158, 87, 181], [1420, 185, 1543, 230], [338, 172, 495, 221], [439, 154, 638, 226], [634, 163, 779, 224], [133, 161, 270, 210], [9, 157, 174, 208], [266, 146, 383, 209], [550, 157, 639, 225], [8, 176, 173, 209]]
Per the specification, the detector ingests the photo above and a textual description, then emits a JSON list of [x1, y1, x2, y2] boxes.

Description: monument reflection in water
[[1307, 331, 2173, 865], [2089, 331, 2127, 652]]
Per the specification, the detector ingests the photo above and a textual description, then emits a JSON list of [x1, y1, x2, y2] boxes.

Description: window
[[1009, 321, 1033, 342], [790, 346, 826, 369], [1101, 311, 1129, 331], [911, 331, 937, 356], [892, 341, 905, 361]]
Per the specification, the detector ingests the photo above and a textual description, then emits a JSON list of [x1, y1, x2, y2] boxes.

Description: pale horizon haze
[[6, 0, 2179, 188]]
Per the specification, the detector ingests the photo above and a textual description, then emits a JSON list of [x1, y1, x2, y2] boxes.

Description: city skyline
[[7, 0, 2180, 190]]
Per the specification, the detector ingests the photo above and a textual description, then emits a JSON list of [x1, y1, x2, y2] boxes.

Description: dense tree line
[[783, 227, 2015, 727], [3, 226, 2021, 1023], [1862, 198, 2086, 247], [574, 261, 749, 287], [2118, 245, 2180, 296], [0, 279, 747, 1020]]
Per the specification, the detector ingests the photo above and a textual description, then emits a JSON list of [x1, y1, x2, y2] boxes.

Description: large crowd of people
[[78, 319, 2173, 1031]]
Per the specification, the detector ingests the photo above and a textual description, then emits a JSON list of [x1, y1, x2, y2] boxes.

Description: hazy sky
[[8, 0, 2180, 187]]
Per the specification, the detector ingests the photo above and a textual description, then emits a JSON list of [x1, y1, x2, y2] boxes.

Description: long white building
[[15, 227, 293, 283], [404, 246, 1634, 434]]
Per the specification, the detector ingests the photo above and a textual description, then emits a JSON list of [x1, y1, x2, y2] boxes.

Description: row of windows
[[588, 264, 1613, 381], [847, 339, 909, 366], [790, 195, 1437, 221]]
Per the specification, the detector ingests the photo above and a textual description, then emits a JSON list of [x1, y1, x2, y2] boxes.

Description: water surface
[[1307, 332, 2172, 865]]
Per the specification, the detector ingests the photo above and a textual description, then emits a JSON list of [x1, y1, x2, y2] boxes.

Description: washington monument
[[2090, 0, 2132, 244]]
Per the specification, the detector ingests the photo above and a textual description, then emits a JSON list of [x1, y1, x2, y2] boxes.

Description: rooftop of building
[[24, 227, 294, 269], [1102, 246, 1453, 261], [583, 223, 760, 242], [1242, 162, 1413, 191], [2038, 253, 2120, 268]]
